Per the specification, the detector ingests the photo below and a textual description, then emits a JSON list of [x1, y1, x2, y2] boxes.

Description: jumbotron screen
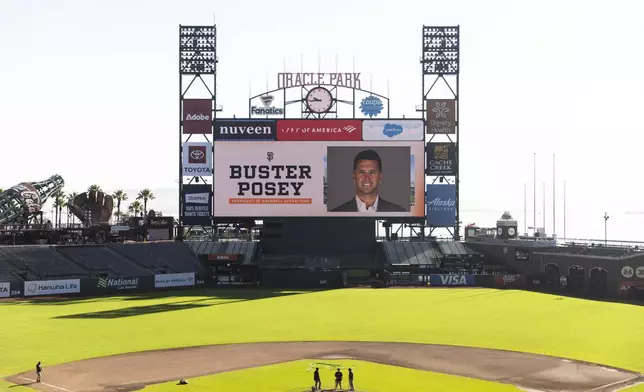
[[212, 119, 425, 218]]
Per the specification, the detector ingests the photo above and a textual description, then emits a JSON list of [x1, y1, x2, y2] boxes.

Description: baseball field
[[1, 287, 643, 392]]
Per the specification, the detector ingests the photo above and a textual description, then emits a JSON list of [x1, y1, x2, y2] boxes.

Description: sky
[[0, 0, 643, 241]]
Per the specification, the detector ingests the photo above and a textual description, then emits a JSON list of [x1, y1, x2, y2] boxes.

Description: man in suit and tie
[[330, 149, 406, 213]]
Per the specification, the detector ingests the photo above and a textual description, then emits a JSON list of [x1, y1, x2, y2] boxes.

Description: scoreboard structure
[[178, 25, 461, 241]]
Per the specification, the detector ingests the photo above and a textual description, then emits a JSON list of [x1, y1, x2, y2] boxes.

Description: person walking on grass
[[313, 367, 321, 390], [36, 362, 42, 383], [348, 368, 355, 391]]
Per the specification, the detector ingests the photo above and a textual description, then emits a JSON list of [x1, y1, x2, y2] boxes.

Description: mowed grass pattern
[[0, 288, 643, 380], [142, 359, 523, 392]]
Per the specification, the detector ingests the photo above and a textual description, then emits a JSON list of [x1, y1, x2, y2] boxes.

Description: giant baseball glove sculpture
[[67, 191, 114, 225]]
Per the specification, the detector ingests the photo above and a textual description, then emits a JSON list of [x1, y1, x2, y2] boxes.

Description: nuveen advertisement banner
[[426, 184, 456, 227]]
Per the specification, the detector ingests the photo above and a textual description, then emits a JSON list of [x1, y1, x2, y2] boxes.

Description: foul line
[[17, 376, 73, 392], [585, 376, 641, 392]]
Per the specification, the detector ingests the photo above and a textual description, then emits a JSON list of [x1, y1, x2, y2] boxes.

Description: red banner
[[494, 274, 526, 288], [183, 99, 212, 134], [207, 254, 239, 262], [276, 119, 362, 141]]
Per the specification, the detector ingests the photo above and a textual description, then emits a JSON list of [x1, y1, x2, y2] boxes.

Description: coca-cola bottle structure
[[0, 175, 65, 224]]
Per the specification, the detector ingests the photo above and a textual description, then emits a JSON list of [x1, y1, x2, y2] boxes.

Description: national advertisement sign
[[215, 119, 277, 141], [182, 142, 212, 176], [426, 184, 456, 226], [24, 279, 80, 296], [97, 277, 139, 291], [276, 119, 362, 141], [213, 140, 425, 217], [0, 282, 9, 298], [362, 119, 424, 141], [181, 184, 212, 226], [429, 274, 475, 286], [426, 99, 456, 134], [154, 272, 196, 288], [426, 143, 456, 176], [182, 99, 212, 134]]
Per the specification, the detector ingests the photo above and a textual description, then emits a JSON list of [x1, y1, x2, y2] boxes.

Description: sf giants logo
[[266, 152, 274, 162]]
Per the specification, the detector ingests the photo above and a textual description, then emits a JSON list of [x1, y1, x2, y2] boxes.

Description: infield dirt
[[6, 341, 642, 392]]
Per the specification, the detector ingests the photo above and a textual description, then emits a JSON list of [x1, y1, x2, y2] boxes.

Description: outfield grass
[[0, 287, 642, 382], [142, 359, 522, 392]]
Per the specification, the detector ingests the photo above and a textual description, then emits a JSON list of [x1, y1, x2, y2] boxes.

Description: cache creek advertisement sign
[[212, 140, 425, 218], [181, 184, 212, 226]]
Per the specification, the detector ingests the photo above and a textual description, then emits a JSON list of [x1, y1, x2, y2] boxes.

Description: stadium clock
[[305, 87, 333, 113]]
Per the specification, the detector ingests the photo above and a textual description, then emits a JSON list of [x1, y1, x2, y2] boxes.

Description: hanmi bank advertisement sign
[[212, 139, 425, 218]]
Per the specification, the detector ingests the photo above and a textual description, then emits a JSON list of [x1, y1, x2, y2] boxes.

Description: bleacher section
[[438, 241, 473, 257], [186, 241, 258, 264], [545, 245, 639, 258], [56, 246, 151, 277], [108, 242, 203, 274], [382, 242, 441, 266], [0, 246, 89, 280]]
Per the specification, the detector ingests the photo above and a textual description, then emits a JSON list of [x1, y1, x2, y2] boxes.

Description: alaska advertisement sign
[[426, 184, 456, 226]]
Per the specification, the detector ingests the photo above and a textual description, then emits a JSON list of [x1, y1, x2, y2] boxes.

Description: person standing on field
[[334, 368, 343, 390], [348, 368, 355, 391], [36, 362, 42, 383], [313, 367, 321, 390]]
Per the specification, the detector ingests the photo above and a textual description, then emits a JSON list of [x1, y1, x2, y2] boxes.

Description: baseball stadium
[[1, 23, 644, 392]]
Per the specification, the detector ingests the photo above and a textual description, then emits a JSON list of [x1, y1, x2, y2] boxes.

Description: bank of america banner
[[426, 184, 456, 227], [154, 273, 196, 288]]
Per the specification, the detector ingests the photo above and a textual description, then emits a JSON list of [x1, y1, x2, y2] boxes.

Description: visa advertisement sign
[[426, 184, 456, 226], [429, 274, 476, 286], [362, 120, 424, 141]]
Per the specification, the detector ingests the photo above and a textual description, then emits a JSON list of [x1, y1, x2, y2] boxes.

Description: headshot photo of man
[[327, 147, 409, 213]]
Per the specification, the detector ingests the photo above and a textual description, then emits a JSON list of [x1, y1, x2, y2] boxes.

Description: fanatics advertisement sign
[[182, 142, 212, 176], [215, 119, 276, 141], [213, 141, 425, 217], [276, 119, 362, 141], [181, 184, 212, 226], [182, 99, 212, 134], [426, 143, 457, 176]]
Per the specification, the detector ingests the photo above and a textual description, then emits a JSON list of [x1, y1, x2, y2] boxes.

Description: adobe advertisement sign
[[213, 140, 425, 217], [426, 184, 456, 226], [181, 184, 212, 226], [182, 99, 212, 134], [276, 119, 362, 141], [426, 143, 457, 176], [362, 119, 424, 141], [214, 119, 276, 141], [426, 99, 456, 134], [182, 142, 212, 176]]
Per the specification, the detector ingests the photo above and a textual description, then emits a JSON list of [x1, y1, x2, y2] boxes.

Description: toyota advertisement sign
[[182, 99, 212, 134], [181, 184, 212, 226], [182, 142, 212, 176], [426, 184, 456, 226]]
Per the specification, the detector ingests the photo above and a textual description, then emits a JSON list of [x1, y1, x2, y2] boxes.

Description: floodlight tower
[[178, 25, 219, 238], [418, 26, 460, 241]]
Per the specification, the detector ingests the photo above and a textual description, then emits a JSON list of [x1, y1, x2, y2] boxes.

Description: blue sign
[[429, 274, 476, 286], [426, 184, 456, 226], [359, 95, 384, 117], [383, 123, 403, 137]]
